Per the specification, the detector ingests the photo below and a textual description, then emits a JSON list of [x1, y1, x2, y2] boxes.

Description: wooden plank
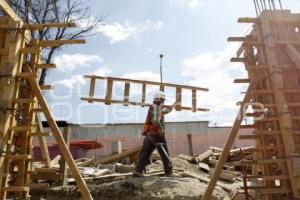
[[0, 0, 23, 25], [175, 87, 182, 111], [20, 48, 39, 54], [81, 97, 210, 112], [238, 134, 260, 140], [97, 146, 142, 164], [0, 49, 9, 56], [36, 63, 56, 69], [195, 149, 212, 163], [227, 37, 246, 42], [4, 155, 31, 160], [83, 75, 209, 91], [187, 134, 193, 156], [202, 84, 253, 200], [39, 85, 54, 90], [2, 186, 28, 192], [104, 79, 113, 105], [15, 72, 37, 79], [24, 66, 93, 200], [24, 22, 76, 30], [123, 82, 130, 106], [234, 79, 250, 83], [238, 17, 258, 23], [39, 39, 86, 47], [230, 57, 246, 62]]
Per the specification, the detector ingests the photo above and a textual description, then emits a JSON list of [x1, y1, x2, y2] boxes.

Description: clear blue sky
[[44, 0, 300, 126]]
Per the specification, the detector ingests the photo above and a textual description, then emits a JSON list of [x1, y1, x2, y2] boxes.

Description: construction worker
[[134, 91, 177, 177]]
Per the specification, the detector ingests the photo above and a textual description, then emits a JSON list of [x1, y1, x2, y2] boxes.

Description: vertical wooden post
[[36, 114, 51, 168], [88, 77, 96, 103], [187, 133, 193, 156], [175, 87, 182, 111], [105, 79, 113, 105], [59, 123, 70, 186], [123, 82, 130, 106]]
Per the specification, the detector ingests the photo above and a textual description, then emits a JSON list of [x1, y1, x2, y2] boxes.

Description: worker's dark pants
[[135, 134, 173, 174]]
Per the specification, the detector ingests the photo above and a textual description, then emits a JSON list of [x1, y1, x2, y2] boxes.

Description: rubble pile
[[31, 146, 255, 200]]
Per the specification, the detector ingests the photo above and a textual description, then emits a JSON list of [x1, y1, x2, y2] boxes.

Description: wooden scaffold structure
[[0, 1, 93, 199], [203, 6, 300, 200]]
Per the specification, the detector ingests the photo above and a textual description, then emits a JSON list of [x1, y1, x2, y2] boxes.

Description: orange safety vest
[[142, 103, 164, 136]]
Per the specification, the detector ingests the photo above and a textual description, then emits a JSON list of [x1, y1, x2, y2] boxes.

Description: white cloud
[[180, 44, 247, 125], [169, 0, 204, 10], [53, 53, 103, 71], [95, 20, 163, 44], [122, 71, 160, 82], [53, 66, 112, 89]]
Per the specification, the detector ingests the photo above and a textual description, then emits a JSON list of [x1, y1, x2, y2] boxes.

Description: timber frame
[[0, 1, 93, 199], [203, 10, 300, 200]]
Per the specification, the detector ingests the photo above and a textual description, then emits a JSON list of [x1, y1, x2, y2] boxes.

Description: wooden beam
[[84, 75, 209, 91], [24, 66, 93, 200], [81, 97, 209, 112], [24, 22, 76, 30], [238, 17, 258, 23], [97, 145, 142, 164], [0, 0, 23, 25], [141, 83, 146, 106], [36, 63, 56, 69], [234, 79, 250, 83], [39, 39, 86, 47], [202, 84, 252, 200]]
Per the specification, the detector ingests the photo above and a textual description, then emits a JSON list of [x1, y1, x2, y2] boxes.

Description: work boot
[[165, 172, 181, 178], [132, 171, 144, 178]]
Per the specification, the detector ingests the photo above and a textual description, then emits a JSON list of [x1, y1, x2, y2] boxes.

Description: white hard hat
[[154, 91, 166, 99]]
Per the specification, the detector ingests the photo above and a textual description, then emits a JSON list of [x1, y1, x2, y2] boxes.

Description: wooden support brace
[[24, 66, 93, 200], [202, 84, 252, 200], [124, 82, 130, 106]]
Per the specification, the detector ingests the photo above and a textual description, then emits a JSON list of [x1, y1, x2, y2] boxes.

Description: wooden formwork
[[0, 1, 92, 199], [203, 9, 300, 200]]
